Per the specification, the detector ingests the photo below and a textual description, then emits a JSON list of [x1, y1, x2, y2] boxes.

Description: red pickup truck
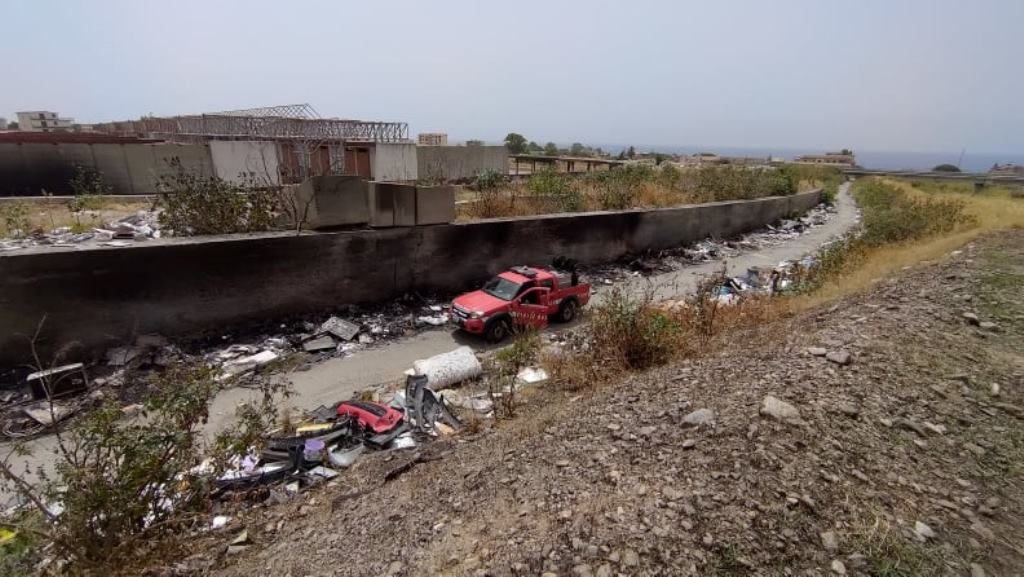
[[450, 265, 592, 342]]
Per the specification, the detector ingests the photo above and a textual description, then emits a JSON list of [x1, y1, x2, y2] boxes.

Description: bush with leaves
[[588, 287, 682, 371], [157, 159, 277, 236], [793, 178, 976, 292], [0, 361, 285, 569], [0, 202, 31, 238], [527, 169, 582, 212], [68, 167, 112, 212], [488, 329, 541, 418], [475, 169, 505, 191], [64, 167, 113, 232]]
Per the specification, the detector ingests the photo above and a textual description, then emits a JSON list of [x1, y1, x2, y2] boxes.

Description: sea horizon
[[595, 144, 1024, 173]]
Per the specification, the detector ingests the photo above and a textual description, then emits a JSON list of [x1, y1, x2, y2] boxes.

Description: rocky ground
[[156, 230, 1024, 577]]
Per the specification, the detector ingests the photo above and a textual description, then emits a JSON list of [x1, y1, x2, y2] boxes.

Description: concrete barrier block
[[368, 182, 393, 227], [293, 176, 369, 229], [370, 182, 416, 227], [415, 185, 455, 224]]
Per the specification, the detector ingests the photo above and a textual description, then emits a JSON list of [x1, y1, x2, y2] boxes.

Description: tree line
[[503, 132, 637, 160]]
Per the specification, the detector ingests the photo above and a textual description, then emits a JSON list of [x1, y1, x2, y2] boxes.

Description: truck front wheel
[[558, 299, 578, 323], [485, 318, 510, 343]]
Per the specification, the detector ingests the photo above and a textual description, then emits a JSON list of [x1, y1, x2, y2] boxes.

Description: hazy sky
[[2, 0, 1022, 154]]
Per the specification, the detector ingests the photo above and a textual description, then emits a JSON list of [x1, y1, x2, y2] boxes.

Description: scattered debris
[[106, 346, 143, 367], [307, 465, 340, 480], [0, 210, 162, 252], [403, 374, 462, 434], [411, 346, 483, 390], [25, 363, 88, 399], [328, 444, 366, 469], [302, 336, 336, 352], [586, 203, 835, 286], [516, 366, 549, 385], [22, 400, 76, 427], [416, 314, 450, 327], [218, 350, 279, 380], [320, 317, 361, 341]]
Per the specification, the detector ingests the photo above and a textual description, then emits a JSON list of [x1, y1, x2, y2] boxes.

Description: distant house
[[16, 110, 75, 132], [417, 133, 448, 146], [793, 151, 856, 168], [693, 152, 721, 165], [990, 163, 1024, 177]]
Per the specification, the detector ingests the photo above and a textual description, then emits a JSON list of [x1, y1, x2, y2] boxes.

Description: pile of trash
[[0, 362, 108, 438], [199, 302, 450, 380], [0, 209, 163, 251], [211, 348, 483, 496], [0, 296, 455, 438], [661, 254, 821, 310], [586, 203, 835, 283]]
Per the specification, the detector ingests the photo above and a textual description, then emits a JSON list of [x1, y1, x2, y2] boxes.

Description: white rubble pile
[[0, 209, 163, 251], [587, 202, 836, 283]]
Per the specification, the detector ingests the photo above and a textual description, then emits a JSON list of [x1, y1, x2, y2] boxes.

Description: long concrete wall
[[371, 143, 418, 182], [418, 145, 508, 181], [0, 190, 820, 366], [0, 142, 212, 196], [210, 140, 280, 185]]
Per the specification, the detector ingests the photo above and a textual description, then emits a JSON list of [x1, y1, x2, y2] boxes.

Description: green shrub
[[157, 159, 277, 236], [0, 362, 284, 568], [0, 202, 31, 238], [821, 180, 839, 204], [795, 179, 975, 291], [68, 166, 112, 213], [475, 169, 505, 191], [693, 166, 794, 201], [855, 179, 974, 245], [527, 169, 582, 212], [589, 288, 681, 370]]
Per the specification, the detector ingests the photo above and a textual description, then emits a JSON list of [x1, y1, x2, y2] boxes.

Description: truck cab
[[451, 265, 591, 342]]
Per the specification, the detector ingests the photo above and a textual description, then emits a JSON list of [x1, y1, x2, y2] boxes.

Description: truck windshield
[[482, 276, 521, 301]]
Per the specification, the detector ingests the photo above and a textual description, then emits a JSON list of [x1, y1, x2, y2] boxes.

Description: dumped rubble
[[0, 209, 162, 252], [208, 364, 467, 503], [586, 202, 836, 284]]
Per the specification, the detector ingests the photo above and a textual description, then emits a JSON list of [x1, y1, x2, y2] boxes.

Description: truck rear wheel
[[485, 318, 510, 343], [558, 299, 578, 323]]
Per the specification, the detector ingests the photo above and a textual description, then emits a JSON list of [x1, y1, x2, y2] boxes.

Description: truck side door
[[509, 287, 551, 330], [538, 278, 558, 313]]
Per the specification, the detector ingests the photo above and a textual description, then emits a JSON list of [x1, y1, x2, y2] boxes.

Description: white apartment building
[[16, 110, 75, 132]]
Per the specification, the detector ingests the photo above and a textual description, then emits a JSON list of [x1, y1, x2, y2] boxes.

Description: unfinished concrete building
[[93, 104, 416, 183]]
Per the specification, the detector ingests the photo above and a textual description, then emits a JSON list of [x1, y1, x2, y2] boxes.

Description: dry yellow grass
[[792, 178, 1024, 309]]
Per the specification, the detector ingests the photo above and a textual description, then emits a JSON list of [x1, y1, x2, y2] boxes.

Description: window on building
[[38, 113, 45, 119]]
